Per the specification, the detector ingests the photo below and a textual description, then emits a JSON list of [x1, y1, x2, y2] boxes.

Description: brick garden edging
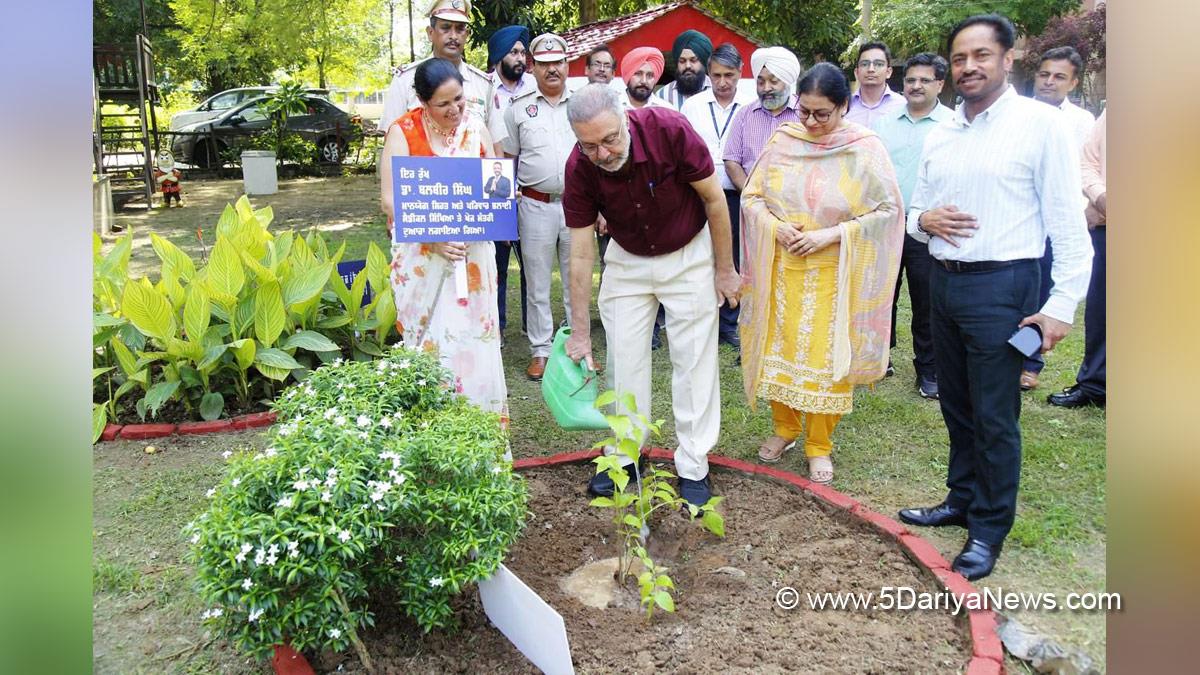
[[98, 419, 1005, 671], [98, 411, 277, 442], [512, 447, 1006, 673]]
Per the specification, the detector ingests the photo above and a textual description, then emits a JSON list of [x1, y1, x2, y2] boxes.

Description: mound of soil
[[330, 463, 969, 673]]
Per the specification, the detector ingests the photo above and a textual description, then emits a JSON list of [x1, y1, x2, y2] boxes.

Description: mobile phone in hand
[[1008, 324, 1043, 358]]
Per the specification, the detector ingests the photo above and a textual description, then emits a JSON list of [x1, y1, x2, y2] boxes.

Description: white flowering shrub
[[185, 347, 527, 664]]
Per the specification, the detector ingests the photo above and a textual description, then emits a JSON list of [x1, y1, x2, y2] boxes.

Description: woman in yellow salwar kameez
[[740, 63, 904, 484]]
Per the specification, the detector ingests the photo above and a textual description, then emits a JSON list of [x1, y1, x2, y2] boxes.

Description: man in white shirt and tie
[[680, 43, 754, 352], [898, 14, 1092, 581]]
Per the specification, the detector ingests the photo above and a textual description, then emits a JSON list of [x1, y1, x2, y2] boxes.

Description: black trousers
[[719, 188, 742, 336], [889, 233, 936, 380], [932, 259, 1039, 545], [1024, 238, 1053, 373], [495, 240, 527, 333], [1075, 227, 1106, 396]]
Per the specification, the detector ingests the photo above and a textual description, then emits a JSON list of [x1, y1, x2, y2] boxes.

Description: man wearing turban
[[655, 29, 714, 109], [723, 46, 803, 196], [619, 47, 672, 110]]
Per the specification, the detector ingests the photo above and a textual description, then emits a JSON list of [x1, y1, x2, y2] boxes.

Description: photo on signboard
[[482, 160, 514, 200]]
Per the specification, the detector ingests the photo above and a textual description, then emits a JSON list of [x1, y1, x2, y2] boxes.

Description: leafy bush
[[185, 348, 527, 667], [92, 195, 397, 435]]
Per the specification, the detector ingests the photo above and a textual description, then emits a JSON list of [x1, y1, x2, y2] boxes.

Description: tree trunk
[[861, 0, 872, 41], [580, 0, 599, 25], [388, 0, 395, 70]]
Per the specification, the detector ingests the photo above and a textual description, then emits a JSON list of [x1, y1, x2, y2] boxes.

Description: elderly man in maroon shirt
[[561, 83, 741, 507]]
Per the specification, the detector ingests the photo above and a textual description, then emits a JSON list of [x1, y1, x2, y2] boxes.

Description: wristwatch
[[916, 211, 930, 235]]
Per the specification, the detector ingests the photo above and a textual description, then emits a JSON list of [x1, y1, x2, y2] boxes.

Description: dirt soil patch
[[338, 463, 969, 673]]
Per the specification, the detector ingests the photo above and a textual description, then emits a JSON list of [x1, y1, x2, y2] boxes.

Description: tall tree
[[866, 0, 1082, 60]]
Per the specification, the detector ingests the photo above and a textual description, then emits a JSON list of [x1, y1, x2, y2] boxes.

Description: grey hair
[[567, 82, 624, 125], [710, 43, 743, 71]]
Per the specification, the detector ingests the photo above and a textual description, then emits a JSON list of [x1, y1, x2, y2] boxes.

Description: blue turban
[[488, 25, 532, 68], [672, 29, 713, 65]]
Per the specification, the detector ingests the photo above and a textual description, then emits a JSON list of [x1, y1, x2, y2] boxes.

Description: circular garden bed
[[314, 458, 977, 673]]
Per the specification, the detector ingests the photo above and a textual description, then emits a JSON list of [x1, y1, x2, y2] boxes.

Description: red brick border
[[98, 412, 278, 444], [513, 447, 1006, 671]]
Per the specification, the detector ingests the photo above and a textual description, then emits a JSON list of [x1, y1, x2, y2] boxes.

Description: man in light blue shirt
[[873, 52, 954, 401]]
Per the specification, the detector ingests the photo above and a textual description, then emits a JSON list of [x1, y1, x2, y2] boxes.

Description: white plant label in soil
[[478, 563, 574, 675]]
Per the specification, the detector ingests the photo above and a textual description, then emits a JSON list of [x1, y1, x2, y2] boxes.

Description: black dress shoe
[[885, 361, 895, 377], [718, 331, 741, 350], [587, 458, 646, 497], [678, 474, 712, 508], [898, 502, 968, 528], [917, 375, 939, 400], [1047, 384, 1105, 409], [952, 538, 1002, 581]]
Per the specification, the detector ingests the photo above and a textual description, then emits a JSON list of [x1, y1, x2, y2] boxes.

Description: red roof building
[[562, 1, 765, 79]]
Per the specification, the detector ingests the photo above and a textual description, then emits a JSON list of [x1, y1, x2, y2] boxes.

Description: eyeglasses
[[903, 77, 937, 86], [797, 107, 836, 123], [588, 62, 614, 71], [858, 59, 888, 70], [577, 129, 624, 155]]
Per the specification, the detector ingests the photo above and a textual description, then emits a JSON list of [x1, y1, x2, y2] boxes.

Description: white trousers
[[518, 197, 572, 357], [599, 227, 721, 481]]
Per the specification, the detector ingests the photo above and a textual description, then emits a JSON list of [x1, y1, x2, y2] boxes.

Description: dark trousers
[[719, 188, 742, 336], [1075, 227, 1106, 396], [1024, 238, 1053, 373], [889, 233, 936, 380], [495, 240, 527, 333], [931, 259, 1039, 546]]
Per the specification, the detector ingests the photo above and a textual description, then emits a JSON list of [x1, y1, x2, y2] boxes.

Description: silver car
[[169, 87, 329, 130]]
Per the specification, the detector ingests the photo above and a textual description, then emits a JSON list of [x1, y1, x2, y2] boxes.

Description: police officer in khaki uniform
[[503, 34, 577, 380], [378, 0, 492, 132]]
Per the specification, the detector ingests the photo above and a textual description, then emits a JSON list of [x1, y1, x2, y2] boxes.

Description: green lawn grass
[[108, 176, 1107, 668]]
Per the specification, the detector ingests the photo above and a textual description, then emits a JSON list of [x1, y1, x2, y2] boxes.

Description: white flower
[[222, 450, 232, 459], [201, 607, 224, 620], [264, 447, 278, 458], [398, 359, 411, 369], [277, 495, 294, 509], [236, 543, 253, 563], [394, 555, 403, 563], [429, 577, 445, 587], [356, 415, 371, 428], [293, 480, 310, 491], [321, 491, 332, 503], [277, 424, 294, 437], [379, 417, 392, 429], [492, 465, 503, 474], [298, 466, 311, 475], [253, 453, 265, 461], [346, 383, 356, 390], [332, 358, 344, 367], [190, 533, 201, 544], [242, 578, 253, 590], [287, 541, 300, 558], [205, 488, 216, 498], [324, 408, 337, 419], [231, 478, 241, 487], [337, 394, 348, 402], [334, 416, 346, 426], [254, 548, 266, 566], [329, 628, 342, 639], [268, 543, 279, 554], [358, 431, 369, 440], [417, 379, 427, 386], [326, 467, 338, 477], [265, 552, 278, 566], [392, 410, 403, 419], [338, 530, 351, 543], [248, 607, 264, 623]]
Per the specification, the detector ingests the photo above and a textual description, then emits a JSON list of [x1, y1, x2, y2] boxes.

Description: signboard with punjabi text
[[391, 157, 518, 244]]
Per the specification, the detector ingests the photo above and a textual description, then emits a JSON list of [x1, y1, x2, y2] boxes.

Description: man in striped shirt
[[898, 14, 1092, 581], [722, 47, 802, 197]]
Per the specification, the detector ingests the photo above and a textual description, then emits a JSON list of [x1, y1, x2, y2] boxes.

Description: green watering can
[[542, 326, 609, 430]]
